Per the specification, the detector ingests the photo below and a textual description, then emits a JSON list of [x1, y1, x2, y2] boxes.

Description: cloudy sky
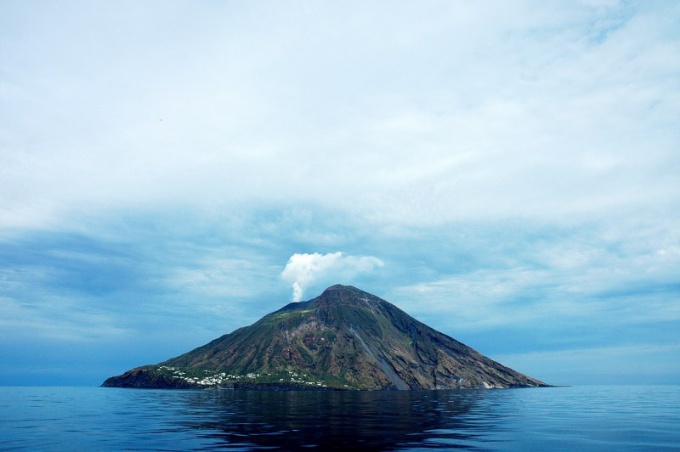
[[1, 0, 678, 386]]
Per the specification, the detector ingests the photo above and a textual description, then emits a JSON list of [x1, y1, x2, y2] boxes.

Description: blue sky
[[1, 0, 678, 386]]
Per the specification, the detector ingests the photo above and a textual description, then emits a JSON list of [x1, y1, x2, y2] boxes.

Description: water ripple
[[1, 386, 679, 450]]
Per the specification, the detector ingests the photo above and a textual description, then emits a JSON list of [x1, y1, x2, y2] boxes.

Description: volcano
[[103, 285, 548, 390]]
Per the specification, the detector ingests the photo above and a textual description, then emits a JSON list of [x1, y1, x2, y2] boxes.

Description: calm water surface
[[1, 385, 678, 450]]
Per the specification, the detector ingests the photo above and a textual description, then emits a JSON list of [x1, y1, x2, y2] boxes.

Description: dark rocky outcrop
[[102, 367, 200, 389]]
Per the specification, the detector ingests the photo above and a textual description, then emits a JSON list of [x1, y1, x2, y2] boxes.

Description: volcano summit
[[103, 285, 548, 390]]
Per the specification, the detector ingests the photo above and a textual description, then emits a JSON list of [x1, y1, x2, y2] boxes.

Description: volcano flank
[[103, 285, 548, 390]]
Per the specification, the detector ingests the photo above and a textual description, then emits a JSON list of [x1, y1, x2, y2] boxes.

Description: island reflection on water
[[3, 385, 678, 450], [174, 388, 500, 450]]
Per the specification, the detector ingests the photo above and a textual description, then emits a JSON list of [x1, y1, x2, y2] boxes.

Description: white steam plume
[[281, 252, 384, 302]]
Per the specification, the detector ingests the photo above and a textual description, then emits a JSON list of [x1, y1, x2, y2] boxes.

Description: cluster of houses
[[158, 365, 328, 388]]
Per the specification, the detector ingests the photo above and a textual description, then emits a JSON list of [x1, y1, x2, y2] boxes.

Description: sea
[[1, 385, 678, 451]]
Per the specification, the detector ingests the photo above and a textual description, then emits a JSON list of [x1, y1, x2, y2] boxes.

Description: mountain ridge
[[103, 285, 548, 390]]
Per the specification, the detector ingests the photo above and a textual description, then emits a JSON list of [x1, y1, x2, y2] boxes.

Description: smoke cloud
[[281, 252, 384, 302]]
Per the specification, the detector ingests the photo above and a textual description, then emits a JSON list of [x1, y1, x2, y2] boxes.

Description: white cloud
[[168, 256, 279, 300], [0, 293, 130, 343], [0, 1, 677, 231], [281, 252, 384, 302], [388, 226, 680, 332]]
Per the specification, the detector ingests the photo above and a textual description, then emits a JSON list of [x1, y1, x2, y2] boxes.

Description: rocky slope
[[103, 285, 548, 390]]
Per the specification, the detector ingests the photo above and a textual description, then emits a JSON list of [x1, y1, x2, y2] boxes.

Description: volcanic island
[[103, 285, 548, 390]]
